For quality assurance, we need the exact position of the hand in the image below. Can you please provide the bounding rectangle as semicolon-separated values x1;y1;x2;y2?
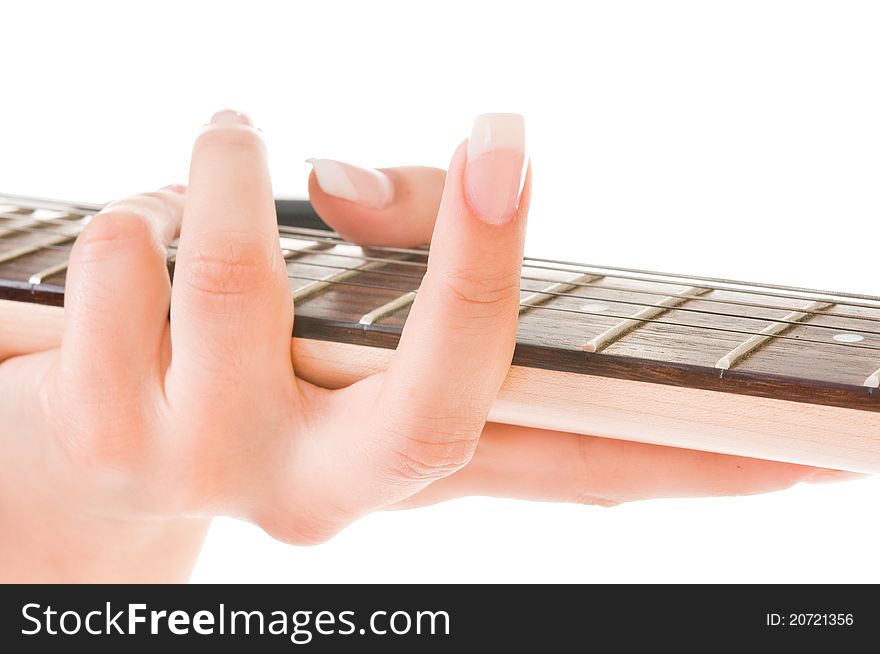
0;110;843;583
0;110;532;581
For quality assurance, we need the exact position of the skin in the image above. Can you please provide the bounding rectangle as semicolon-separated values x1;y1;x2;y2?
0;111;852;582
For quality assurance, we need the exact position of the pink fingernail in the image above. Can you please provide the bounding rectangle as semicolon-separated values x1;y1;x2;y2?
160;184;186;194
804;469;868;484
306;158;394;210
210;109;253;126
466;113;527;225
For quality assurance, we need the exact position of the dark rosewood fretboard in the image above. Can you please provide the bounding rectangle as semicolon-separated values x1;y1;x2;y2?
2;193;880;414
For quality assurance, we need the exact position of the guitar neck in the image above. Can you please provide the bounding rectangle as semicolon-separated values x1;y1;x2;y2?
2;193;880;472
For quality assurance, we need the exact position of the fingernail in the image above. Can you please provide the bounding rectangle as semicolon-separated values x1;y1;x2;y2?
210;109;252;126
804;469;868;484
160;184;186;194
306;158;394;210
466;113;527;225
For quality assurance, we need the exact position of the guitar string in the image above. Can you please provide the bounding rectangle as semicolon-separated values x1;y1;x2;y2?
0;212;880;309
4;217;880;339
278;224;880;302
5;213;880;322
4;216;880;341
7;217;880;339
4;199;880;304
278;271;880;354
6;209;880;312
274;227;880;310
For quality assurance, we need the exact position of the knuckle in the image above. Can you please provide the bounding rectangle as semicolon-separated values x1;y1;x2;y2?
194;125;265;157
179;235;278;300
72;211;154;264
435;267;521;317
386;424;480;482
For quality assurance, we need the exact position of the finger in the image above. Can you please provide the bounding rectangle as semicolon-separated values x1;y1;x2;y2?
168;110;292;388
61;186;184;393
307;160;445;246
391;424;861;509
368;114;529;489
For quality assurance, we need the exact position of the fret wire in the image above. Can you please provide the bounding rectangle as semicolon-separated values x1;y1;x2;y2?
0;213;90;253
582;286;711;353
0;216;44;239
530;275;880;325
0;222;81;265
715;301;834;370
6;213;880;332
863;368;880;388
519;273;602;314
293;265;371;302
28;260;70;285
358;291;417;326
293;254;408;303
281;271;880;354
286;260;880;336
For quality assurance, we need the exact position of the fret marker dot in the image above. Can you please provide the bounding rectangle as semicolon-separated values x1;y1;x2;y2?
581;302;609;313
833;333;864;343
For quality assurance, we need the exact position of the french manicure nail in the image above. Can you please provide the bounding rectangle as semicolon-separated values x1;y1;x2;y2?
804;469;868;484
466;113;527;224
307;158;394;210
210;109;253;126
160;184;186;194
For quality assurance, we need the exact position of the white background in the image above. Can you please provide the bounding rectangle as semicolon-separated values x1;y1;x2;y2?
3;0;879;582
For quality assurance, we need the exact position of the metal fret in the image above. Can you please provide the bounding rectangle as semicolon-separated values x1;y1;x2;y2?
714;300;834;370
0;222;82;265
21;231;335;280
864;369;880;388
28;260;69;285
293;260;389;303
0;209;72;239
582;286;711;353
0;216;41;239
359;291;417;326
519;273;601;314
281;240;334;259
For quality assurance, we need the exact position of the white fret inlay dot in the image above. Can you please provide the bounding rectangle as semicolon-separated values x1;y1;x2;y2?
833;333;864;343
581;302;610;313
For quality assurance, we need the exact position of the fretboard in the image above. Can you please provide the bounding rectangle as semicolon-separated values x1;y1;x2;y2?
3;192;880;413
